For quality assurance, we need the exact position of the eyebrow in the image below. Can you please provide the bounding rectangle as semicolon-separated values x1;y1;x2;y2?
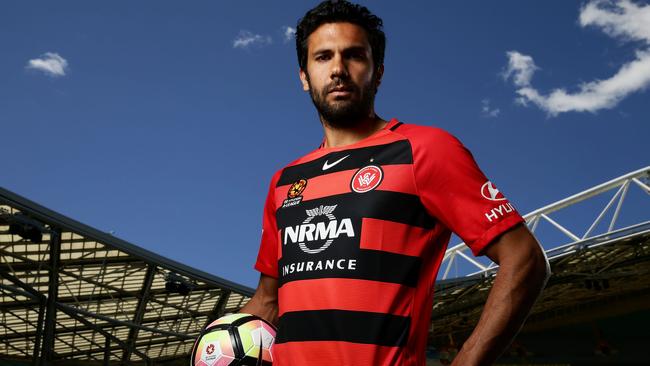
312;45;368;56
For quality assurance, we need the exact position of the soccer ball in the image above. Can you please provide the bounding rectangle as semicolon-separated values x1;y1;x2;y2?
191;313;276;366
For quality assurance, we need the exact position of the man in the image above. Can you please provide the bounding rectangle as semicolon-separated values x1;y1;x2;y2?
240;1;550;365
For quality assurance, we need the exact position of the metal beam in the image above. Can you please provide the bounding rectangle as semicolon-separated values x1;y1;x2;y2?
202;290;231;329
524;166;648;217
0;299;40;310
56;304;151;363
0;267;45;300
0;286;213;316
0;283;39;300
53;336;194;359
1;305;42;336
0;256;141;272
0;248;210;316
609;180;630;231
0;307;211;342
0;317;30;353
56;302;194;340
40;230;61;365
0;248;50;365
0;330;31;357
122;264;156;362
103;336;110;366
31;297;45;366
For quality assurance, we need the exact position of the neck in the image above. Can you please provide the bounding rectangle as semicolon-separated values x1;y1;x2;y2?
321;114;388;149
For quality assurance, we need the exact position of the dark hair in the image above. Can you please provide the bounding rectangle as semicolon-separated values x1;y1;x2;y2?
296;0;386;72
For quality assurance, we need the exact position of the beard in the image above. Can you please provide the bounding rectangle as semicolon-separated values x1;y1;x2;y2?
307;73;378;129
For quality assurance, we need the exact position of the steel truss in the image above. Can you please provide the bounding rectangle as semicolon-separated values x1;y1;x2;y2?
430;166;650;342
440;166;650;280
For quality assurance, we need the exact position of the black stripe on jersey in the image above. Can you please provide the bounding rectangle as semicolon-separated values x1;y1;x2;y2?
278;249;421;287
276;190;436;229
277;140;413;186
276;310;410;346
389;122;403;131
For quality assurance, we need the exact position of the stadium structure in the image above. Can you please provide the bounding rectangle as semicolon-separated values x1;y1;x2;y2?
429;166;650;365
0;189;254;365
1;166;648;365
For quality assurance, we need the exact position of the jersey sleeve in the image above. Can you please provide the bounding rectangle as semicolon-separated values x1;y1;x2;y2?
409;127;525;256
254;169;282;278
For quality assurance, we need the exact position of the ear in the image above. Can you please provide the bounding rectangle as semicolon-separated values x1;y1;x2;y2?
299;68;310;92
374;64;384;89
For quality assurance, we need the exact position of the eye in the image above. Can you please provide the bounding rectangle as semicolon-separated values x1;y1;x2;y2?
315;54;330;61
348;51;366;60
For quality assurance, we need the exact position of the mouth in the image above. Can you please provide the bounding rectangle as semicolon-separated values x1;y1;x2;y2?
328;85;354;97
329;83;355;92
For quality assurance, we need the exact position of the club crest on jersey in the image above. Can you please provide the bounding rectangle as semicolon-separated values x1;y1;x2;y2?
282;178;308;208
351;165;383;193
283;204;355;254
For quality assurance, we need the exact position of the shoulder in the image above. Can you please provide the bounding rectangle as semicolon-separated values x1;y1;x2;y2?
268;149;315;188
392;121;464;154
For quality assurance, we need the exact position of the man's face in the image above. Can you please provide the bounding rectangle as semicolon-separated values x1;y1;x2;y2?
300;22;383;128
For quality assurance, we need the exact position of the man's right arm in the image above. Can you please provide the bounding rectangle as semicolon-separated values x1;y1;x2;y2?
239;273;279;326
243;169;281;326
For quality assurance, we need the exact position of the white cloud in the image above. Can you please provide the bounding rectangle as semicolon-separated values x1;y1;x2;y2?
503;51;539;87
481;99;501;118
26;52;68;77
283;26;296;42
580;0;650;43
504;0;650;116
233;30;272;49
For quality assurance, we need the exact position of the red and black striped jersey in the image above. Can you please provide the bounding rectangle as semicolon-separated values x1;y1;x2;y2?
254;119;524;365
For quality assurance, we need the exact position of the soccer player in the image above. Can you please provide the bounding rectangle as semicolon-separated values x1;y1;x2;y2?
240;1;550;365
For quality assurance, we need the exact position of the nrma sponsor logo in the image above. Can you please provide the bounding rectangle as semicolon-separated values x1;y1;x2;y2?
283;205;355;254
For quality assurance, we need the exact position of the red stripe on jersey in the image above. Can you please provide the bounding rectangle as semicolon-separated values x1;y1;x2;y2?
360;218;432;257
272;340;408;366
274;164;417;207
277;278;413;317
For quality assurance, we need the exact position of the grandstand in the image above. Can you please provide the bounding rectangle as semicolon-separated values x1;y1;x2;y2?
1;166;648;365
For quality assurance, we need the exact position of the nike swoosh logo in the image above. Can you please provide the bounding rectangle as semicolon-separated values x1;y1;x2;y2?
322;155;350;170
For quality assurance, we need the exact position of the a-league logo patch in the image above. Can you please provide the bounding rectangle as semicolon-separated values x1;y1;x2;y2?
288;179;307;198
282;178;307;208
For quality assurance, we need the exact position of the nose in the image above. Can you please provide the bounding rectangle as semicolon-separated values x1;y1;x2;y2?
330;53;349;80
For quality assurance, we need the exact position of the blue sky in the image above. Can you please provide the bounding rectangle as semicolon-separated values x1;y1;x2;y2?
1;0;648;287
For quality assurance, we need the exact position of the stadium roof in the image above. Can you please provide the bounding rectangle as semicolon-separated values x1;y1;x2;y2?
0;187;254;365
430;166;650;344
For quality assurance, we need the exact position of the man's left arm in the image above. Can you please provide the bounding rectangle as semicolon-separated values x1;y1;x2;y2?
451;224;550;366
